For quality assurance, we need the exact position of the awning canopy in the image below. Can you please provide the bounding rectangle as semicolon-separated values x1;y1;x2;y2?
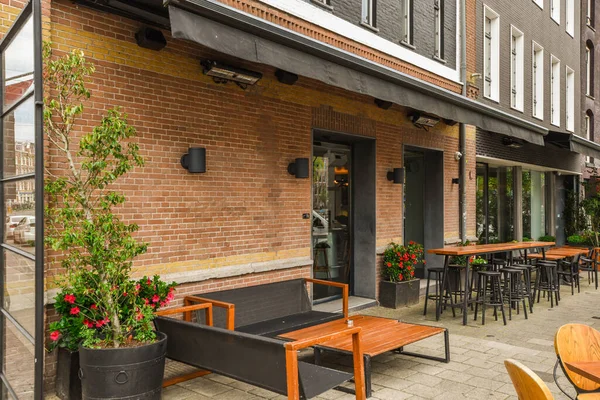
167;0;548;146
545;131;600;159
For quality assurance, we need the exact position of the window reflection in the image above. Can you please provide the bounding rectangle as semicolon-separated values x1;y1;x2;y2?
3;17;34;110
3;96;35;179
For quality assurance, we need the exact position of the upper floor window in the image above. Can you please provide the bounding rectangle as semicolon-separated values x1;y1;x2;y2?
566;0;574;36
586;111;594;162
434;0;444;60
551;55;560;127
533;0;543;9
587;41;595;97
551;0;560;23
566;66;575;132
361;0;376;28
510;26;524;111
402;0;413;46
483;6;499;101
588;0;595;27
532;42;544;120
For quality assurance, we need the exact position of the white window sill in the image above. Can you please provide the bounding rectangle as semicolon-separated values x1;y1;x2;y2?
359;21;379;33
484;95;500;104
551;17;560;25
551;121;561;128
400;40;415;50
432;55;447;64
510;105;524;113
310;0;334;11
532;114;544;121
532;0;543;10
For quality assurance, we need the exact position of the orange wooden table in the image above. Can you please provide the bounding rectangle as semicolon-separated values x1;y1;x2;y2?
280;315;448;398
565;361;600;384
428;241;555;325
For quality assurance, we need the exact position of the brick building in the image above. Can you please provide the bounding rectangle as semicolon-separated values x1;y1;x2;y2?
0;0;597;397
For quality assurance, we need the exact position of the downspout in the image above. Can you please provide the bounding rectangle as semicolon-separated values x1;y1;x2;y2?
459;0;467;242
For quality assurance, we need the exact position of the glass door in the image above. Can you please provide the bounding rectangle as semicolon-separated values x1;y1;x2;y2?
312;141;351;301
0;1;44;398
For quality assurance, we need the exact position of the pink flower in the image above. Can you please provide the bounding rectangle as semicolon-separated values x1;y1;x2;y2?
70;306;80;315
50;331;60;341
147;278;152;285
135;313;143;321
152;294;160;303
144;298;149;305
64;294;76;304
135;284;141;291
160;301;166;307
166;292;174;302
103;317;110;324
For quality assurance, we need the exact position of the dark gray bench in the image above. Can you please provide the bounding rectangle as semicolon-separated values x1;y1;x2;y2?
154;303;366;399
185;278;348;337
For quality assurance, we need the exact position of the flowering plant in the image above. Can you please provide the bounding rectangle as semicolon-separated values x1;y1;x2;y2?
48;276;176;351
470;256;488;271
382;241;425;283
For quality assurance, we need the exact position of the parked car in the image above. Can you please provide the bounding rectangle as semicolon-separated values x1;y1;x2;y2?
13;216;35;246
5;215;28;239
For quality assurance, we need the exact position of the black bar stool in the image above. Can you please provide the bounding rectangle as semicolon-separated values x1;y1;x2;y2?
424;267;454;317
499;266;528;321
535;260;560;308
474;270;507;325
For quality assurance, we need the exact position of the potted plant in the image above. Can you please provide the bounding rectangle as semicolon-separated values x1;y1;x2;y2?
44;44;175;399
379;241;424;308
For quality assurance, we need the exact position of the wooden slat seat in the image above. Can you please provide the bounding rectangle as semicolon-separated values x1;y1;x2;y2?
555;323;600;396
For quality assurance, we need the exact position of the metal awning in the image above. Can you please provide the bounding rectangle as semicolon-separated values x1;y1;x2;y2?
167;0;548;145
545;131;600;159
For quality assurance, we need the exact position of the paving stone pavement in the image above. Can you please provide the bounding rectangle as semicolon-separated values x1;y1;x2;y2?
161;280;600;399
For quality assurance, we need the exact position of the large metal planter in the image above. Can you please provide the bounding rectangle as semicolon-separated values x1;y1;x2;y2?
79;332;167;400
379;279;420;309
56;348;82;400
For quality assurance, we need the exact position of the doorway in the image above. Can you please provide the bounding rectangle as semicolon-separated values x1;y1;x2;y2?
403;146;444;275
312;131;376;302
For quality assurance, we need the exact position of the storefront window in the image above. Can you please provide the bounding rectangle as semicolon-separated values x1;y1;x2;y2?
523;170;546;240
476;163;514;243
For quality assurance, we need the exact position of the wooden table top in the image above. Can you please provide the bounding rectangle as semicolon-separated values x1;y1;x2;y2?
545;248;589;256
280;315;445;357
428;241;555;256
565;361;600;384
526;253;566;261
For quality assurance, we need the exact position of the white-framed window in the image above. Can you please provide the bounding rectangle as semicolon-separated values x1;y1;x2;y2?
551;55;560;127
434;0;444;59
533;0;543;9
551;0;560;23
587;0;595;27
510;26;524;111
566;66;575;132
566;0;574;36
586;43;594;97
402;0;413;45
532;42;544;120
483;6;499;101
585;113;592;163
361;0;376;27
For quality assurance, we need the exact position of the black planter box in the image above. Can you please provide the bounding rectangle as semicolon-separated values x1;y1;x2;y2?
379;279;420;309
56;348;82;400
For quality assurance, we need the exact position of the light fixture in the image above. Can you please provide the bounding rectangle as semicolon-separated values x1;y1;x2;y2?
411;112;440;129
454;151;463;161
374;98;393;110
181;147;206;173
452;178;460;184
288;158;309;178
275;69;298;85
135;27;167;51
502;137;523;149
201;60;262;89
387;168;404;184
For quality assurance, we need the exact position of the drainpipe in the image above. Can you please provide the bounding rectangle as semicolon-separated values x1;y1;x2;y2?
459;0;467;242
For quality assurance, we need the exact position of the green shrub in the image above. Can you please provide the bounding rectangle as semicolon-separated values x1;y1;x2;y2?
538;235;556;242
567;235;590;245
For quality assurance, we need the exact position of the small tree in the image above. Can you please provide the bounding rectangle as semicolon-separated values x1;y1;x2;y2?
44;43;174;349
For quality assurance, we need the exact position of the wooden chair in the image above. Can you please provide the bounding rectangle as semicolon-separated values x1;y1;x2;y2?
555;324;600;397
504;359;553;400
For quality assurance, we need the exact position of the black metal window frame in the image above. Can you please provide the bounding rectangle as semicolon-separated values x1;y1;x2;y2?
0;0;44;398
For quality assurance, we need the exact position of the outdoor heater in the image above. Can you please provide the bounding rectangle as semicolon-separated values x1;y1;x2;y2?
181;147;206;173
387;168;404;184
201;60;262;89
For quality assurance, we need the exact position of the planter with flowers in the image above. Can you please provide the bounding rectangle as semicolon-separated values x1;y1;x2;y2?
44;44;175;400
379;241;425;309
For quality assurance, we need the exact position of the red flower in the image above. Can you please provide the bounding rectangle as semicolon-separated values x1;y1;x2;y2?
409;241;415;245
403;254;409;261
95;320;104;328
399;274;404;281
123;292;128;297
407;266;412;271
135;313;143;321
399;262;404;268
147;278;152;285
70;306;80;315
64;294;76;304
152;295;160;303
90;304;97;310
423;260;427;265
386;262;392;267
410;271;415;276
103;317;110;324
411;254;416;260
135;283;141;291
144;298;150;305
83;319;94;328
50;331;60;341
166;292;175;302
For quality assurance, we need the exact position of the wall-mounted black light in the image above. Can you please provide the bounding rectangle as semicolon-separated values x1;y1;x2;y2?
288;158;309;178
452;177;460;184
135;27;167;51
374;98;393;110
181;147;206;173
275;69;298;85
387;168;404;184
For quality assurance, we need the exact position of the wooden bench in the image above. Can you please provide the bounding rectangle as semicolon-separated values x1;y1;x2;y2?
185;278;348;337
154;303;366;400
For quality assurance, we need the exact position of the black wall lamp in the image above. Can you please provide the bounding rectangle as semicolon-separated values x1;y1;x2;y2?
275;69;298;85
288;158;309;178
387;168;404;184
452;177;461;184
181;147;206;173
135;27;167;51
374;98;393;110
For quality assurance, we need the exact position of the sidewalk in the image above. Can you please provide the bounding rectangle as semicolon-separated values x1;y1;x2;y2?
162;281;600;399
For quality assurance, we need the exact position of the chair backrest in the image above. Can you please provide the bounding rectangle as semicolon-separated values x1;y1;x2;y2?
154;316;289;395
194;279;312;329
504;359;553;400
555;323;600;392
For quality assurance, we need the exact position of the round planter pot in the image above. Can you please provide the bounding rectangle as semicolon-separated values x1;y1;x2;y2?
79;332;167;400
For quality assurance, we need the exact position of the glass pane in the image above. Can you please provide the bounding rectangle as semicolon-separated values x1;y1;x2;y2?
4;179;35;254
3;250;35;336
488;166;514;243
2;382;15;399
523;170;532;240
3;17;34;110
3;96;35;178
476;163;486;242
2;316;34;399
525;170;547;240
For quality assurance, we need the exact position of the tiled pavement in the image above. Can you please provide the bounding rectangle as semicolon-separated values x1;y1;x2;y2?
161;280;600;399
